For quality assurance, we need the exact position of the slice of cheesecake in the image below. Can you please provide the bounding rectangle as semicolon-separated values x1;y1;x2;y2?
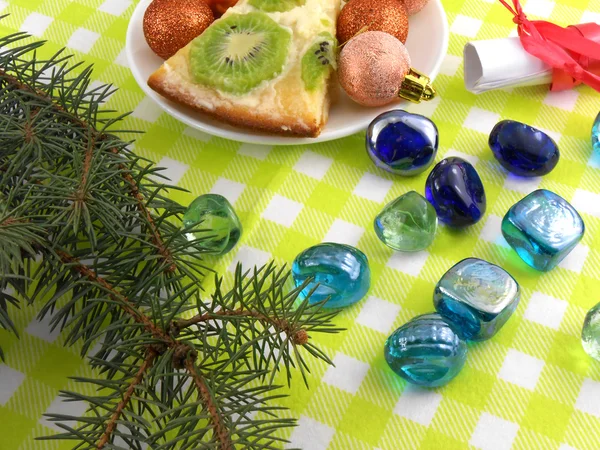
148;0;340;137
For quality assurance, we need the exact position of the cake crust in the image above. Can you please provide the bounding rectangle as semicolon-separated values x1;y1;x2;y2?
148;64;326;138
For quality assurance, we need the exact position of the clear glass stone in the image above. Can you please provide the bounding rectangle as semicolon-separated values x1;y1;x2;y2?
374;191;437;252
434;258;520;341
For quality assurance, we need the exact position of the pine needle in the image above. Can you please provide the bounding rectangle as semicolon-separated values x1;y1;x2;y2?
0;27;342;449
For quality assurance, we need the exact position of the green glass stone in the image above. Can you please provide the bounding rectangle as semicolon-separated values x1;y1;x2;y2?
182;194;242;255
374;191;437;252
582;302;600;361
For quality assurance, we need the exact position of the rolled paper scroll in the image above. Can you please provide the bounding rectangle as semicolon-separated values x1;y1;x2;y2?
464;0;600;95
464;37;553;94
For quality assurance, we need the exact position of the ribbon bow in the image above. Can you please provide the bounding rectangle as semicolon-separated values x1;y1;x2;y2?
500;0;600;92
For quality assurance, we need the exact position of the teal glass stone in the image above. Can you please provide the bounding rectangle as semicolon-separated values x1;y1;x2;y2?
502;189;584;272
374;191;437;252
292;243;370;309
384;313;467;387
182;194;242;255
434;258;520;341
593;112;600;153
583;302;600;361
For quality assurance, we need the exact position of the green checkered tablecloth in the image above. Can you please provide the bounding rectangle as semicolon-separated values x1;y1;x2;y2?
3;0;600;448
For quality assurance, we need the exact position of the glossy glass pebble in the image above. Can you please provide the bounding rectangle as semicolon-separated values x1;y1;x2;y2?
582;303;600;361
489;120;559;177
292;243;370;309
502;189;584;272
367;110;439;176
182;194;242;255
593;112;600;153
425;157;486;228
434;258;520;341
384;313;467;387
374;191;437;252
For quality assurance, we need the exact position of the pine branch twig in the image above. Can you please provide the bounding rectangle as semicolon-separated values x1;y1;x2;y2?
96;349;158;450
175;309;309;345
56;250;176;346
0;26;343;449
0;65;176;272
185;357;233;450
112;147;177;273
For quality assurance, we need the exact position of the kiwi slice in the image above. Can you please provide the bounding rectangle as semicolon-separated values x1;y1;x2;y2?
249;0;305;13
189;12;291;95
301;33;337;91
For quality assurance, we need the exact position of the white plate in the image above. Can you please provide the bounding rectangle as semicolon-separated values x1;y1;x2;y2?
126;0;449;145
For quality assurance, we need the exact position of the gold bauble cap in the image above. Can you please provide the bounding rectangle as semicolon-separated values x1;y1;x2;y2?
398;68;437;103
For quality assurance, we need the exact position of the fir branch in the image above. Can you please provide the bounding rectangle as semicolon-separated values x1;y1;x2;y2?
176;309;309;346
97;349;158;450
0;25;343;449
185;357;232;450
0;195;44;359
56;250;177;346
114;149;177;273
0;61;176;271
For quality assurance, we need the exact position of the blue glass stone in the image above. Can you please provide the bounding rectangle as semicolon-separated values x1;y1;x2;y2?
502;189;585;272
367;110;439;176
384;313;467;387
424;157;486;228
434;258;520;341
292;243;371;308
489;120;559;177
593;112;600;153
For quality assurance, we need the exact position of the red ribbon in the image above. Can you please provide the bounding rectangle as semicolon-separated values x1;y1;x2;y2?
499;0;600;92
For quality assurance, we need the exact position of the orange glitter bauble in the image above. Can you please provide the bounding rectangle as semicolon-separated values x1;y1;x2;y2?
204;0;239;17
143;0;214;59
336;0;409;45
